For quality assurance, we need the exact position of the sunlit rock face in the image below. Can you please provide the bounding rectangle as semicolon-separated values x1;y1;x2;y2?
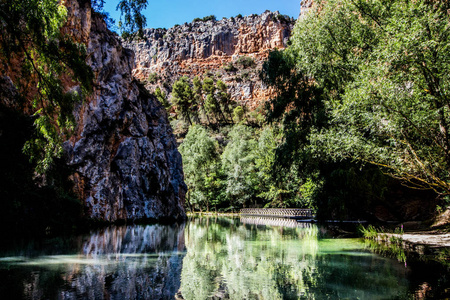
125;11;295;110
62;0;186;221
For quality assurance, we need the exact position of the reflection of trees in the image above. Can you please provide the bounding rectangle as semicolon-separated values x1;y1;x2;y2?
180;218;410;299
180;218;319;299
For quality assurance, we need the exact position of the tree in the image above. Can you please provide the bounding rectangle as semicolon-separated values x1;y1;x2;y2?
154;87;170;110
203;77;226;122
179;125;219;211
0;0;93;174
216;79;233;121
116;0;148;38
221;125;258;208
172;77;196;125
291;0;450;196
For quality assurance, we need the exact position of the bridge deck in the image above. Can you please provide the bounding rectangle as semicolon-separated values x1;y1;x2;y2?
240;208;314;219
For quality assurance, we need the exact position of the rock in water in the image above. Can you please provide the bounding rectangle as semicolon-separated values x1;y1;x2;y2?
63;0;186;222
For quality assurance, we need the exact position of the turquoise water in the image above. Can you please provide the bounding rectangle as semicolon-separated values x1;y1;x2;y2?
0;217;447;299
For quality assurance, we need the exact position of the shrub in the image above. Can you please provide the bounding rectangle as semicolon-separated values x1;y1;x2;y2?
236;56;255;68
233;106;244;123
193;15;216;23
223;62;237;72
147;72;159;84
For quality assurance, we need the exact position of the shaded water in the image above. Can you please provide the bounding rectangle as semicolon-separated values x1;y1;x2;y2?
0;217;447;299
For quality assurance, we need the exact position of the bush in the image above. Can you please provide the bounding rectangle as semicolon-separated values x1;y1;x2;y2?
223;62;237;72
147;72;159;84
236;56;255;68
193;15;216;23
233;106;244;123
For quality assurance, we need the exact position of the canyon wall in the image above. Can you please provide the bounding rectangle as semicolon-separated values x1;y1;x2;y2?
0;0;186;223
125;11;295;110
61;0;186;222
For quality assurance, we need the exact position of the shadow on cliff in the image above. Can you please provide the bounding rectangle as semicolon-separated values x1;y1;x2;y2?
0;104;83;239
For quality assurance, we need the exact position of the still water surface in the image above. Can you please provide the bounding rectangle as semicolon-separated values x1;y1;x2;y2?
0;217;446;299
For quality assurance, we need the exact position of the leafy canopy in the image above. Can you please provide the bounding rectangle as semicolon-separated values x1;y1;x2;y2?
290;0;450;195
0;0;93;173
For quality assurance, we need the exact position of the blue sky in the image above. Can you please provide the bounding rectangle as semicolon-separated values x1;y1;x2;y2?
103;0;300;30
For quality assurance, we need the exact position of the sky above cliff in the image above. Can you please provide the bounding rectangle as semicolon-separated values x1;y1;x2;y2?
103;0;300;30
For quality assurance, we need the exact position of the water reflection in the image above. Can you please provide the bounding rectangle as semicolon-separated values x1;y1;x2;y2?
0;224;185;299
0;218;448;299
179;217;410;299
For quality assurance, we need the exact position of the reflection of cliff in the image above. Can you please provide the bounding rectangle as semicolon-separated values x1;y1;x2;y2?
179;218;410;299
18;224;186;299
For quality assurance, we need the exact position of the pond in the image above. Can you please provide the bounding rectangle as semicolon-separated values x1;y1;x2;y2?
0;216;448;299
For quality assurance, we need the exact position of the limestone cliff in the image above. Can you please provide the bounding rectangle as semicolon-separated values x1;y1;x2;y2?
0;0;186;223
61;0;186;222
125;11;294;110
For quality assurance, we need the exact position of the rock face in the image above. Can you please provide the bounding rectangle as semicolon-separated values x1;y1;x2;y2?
299;0;314;19
125;11;294;110
62;0;186;221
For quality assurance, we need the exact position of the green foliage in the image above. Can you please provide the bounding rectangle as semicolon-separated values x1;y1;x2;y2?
221;125;258;207
172;77;196;125
154;87;171;110
117;0;148;38
0;0;93;174
272;14;291;23
179;123;312;211
233;106;245;123
179;125;219;211
170;75;236;127
291;0;450;195
236;56;255;69
193;15;216;23
147;72;159;84
223;62;237;72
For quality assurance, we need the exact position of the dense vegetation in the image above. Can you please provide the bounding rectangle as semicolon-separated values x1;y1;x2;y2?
260;0;450;218
162;0;449;220
1;0;449;224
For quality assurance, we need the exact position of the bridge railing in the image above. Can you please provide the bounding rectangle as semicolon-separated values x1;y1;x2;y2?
240;208;314;218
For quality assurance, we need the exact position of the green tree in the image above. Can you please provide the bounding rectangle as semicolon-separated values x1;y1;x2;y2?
193;76;211;124
154;87;170;110
292;0;450;195
179;125;219;211
216;79;233;121
116;0;148;38
221;125;258;208
203;77;226;122
233;106;245;123
0;0;93;174
172;77;196;125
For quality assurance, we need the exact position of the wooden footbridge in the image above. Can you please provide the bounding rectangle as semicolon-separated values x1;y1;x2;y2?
240;208;314;220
